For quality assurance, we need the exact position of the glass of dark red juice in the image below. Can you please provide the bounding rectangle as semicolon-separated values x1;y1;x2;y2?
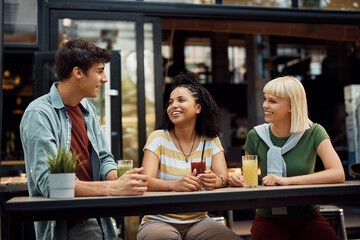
191;158;206;175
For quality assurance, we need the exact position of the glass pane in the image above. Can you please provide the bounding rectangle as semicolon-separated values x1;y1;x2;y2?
228;46;246;84
58;19;139;166
2;54;33;167
299;0;360;10
144;0;359;9
222;0;292;7
144;0;215;3
162;44;173;84
274;44;327;81
144;23;156;139
184;38;212;84
4;0;37;44
144;0;293;7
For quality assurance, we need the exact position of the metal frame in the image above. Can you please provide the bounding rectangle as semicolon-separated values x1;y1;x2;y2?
147;17;164;130
136;15;146;163
0;0;4;172
44;0;360;25
109;51;123;160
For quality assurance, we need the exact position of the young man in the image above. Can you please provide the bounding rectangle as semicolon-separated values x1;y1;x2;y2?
20;39;148;240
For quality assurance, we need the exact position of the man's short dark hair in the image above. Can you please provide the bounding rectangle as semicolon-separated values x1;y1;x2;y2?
55;39;112;81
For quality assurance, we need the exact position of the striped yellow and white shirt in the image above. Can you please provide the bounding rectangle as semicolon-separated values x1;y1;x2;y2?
141;129;224;224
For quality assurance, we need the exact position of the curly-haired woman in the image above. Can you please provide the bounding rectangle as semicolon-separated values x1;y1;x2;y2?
137;72;241;240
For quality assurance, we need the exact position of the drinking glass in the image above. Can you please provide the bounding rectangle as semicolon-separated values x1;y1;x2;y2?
191;158;206;175
242;155;258;188
191;158;206;191
117;160;133;177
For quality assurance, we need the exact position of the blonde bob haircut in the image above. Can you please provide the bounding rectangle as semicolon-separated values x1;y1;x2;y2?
263;76;312;133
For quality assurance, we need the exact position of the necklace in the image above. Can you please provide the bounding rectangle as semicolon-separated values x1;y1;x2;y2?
174;130;196;163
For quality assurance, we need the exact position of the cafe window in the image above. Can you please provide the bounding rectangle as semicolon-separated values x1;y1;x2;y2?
184;38;212;84
59;18;140;165
144;0;292;7
222;0;292;7
4;0;38;44
144;0;359;10
144;0;216;4
299;0;360;10
144;23;156;139
1;54;33;176
274;44;327;80
228;45;246;84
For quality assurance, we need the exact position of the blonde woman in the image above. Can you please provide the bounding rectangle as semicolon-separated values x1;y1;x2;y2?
230;76;345;240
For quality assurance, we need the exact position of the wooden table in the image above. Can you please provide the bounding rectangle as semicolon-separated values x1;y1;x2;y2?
4;181;360;239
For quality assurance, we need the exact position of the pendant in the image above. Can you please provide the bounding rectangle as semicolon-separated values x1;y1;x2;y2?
185;158;188;163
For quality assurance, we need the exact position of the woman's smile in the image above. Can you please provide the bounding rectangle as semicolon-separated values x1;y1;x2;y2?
167;87;200;125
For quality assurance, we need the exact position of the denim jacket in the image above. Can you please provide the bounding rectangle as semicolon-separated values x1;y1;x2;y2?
20;83;117;240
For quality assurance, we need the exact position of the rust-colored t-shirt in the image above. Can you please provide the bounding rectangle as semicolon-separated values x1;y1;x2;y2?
66;105;93;181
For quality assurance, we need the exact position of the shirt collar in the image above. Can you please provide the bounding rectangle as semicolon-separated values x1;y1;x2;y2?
49;82;89;115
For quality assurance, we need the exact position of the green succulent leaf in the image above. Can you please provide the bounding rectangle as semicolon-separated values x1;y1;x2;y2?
43;146;85;173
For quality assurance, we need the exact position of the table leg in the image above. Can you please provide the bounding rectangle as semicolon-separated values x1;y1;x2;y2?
228;210;234;230
5;211;23;240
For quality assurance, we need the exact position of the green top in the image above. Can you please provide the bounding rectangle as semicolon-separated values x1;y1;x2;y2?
244;123;329;219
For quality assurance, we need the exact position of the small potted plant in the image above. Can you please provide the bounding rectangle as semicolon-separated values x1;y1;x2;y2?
44;146;84;199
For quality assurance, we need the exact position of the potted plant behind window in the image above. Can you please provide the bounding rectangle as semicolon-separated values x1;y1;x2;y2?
44;146;84;199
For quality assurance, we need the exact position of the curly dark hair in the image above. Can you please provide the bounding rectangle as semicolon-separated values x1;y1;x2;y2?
159;72;221;138
55;39;112;81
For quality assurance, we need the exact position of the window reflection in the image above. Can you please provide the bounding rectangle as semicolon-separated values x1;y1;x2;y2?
144;0;215;3
223;0;291;7
4;0;37;44
184;38;212;84
299;0;360;10
228;45;246;84
2;54;33;164
144;0;359;10
144;23;156;139
58;19;139;166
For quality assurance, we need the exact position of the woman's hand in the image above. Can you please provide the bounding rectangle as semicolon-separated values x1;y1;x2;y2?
198;170;217;190
262;174;289;186
229;174;244;187
172;169;202;192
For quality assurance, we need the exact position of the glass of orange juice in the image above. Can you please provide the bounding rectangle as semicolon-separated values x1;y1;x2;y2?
242;155;258;188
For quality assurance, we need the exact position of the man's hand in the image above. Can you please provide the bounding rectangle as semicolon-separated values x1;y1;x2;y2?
113;167;148;195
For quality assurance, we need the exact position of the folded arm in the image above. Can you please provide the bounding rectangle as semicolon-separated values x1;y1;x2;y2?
142;150;202;191
75;168;148;196
263;139;345;186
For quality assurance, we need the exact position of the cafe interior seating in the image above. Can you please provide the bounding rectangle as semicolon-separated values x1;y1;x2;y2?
320;205;347;240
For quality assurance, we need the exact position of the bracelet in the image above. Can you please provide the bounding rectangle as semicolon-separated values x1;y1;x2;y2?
218;175;225;187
